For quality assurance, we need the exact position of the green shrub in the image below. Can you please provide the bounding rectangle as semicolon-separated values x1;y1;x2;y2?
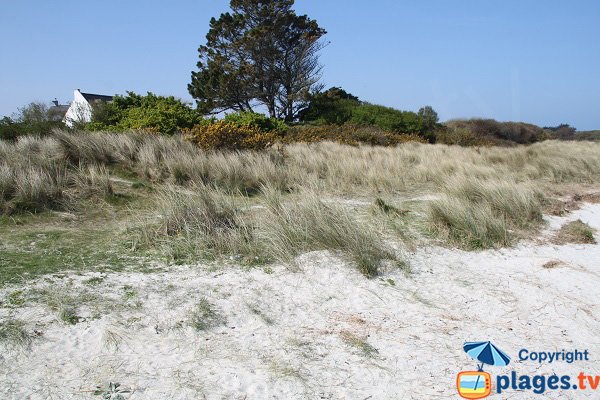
0;103;65;141
441;119;548;146
87;92;203;134
349;103;424;134
300;88;437;140
224;112;287;133
299;87;361;125
283;124;426;146
185;121;279;151
0;117;27;141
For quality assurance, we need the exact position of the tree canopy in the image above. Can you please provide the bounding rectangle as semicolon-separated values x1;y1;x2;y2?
189;0;327;121
299;87;361;125
0;102;65;141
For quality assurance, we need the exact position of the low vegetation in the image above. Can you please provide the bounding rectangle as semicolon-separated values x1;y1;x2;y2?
340;331;379;358
439;119;548;146
84;92;203;134
189;298;224;331
428;179;544;249
0;102;64;141
1;130;600;285
260;190;401;276
134;186;254;263
0;318;32;349
553;220;597;245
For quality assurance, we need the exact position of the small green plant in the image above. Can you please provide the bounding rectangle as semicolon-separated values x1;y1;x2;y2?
60;306;80;325
189;298;224;331
122;285;137;300
553;220;597;244
0;318;32;348
341;331;379;358
41;290;81;325
248;304;275;325
268;360;304;381
84;276;105;286
263;266;274;275
94;382;131;400
7;290;26;306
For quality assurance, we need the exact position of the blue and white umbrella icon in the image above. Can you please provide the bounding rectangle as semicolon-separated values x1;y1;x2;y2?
463;341;511;395
464;341;511;370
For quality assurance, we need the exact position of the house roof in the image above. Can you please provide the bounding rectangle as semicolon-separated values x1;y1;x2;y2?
81;92;113;103
48;104;70;121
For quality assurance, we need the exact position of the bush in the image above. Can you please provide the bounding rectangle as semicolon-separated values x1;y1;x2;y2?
299;87;361;125
544;124;576;140
87;92;203;134
300;88;437;141
441;119;548;146
223;112;287;133
184;121;279;151
349;103;424;134
434;126;488;146
0;103;65;141
283;124;426;146
574;131;600;141
0;117;27;141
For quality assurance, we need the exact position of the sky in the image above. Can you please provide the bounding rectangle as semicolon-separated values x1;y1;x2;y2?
1;0;599;129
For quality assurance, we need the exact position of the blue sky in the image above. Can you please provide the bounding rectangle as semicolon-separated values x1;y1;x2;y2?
1;0;599;129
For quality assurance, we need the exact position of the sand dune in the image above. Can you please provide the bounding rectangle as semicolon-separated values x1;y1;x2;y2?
1;203;599;399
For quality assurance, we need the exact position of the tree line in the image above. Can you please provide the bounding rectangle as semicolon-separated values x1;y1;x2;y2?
2;0;597;145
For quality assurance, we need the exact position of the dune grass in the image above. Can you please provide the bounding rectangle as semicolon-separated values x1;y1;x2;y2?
428;178;544;249
553;220;597;244
0;318;32;349
259;189;402;277
188;298;224;331
1;130;600;280
132;184;258;264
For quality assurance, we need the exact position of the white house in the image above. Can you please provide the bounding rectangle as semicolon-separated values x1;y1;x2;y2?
64;89;113;127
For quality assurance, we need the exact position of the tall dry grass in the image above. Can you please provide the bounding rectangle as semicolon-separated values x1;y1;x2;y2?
259;188;402;276
428;178;544;248
2;130;600;254
132;185;255;262
4;130;599;200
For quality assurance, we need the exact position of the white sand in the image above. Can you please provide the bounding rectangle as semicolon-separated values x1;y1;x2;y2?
1;203;599;399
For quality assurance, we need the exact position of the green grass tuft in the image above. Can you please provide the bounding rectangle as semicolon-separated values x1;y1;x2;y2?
260;189;404;277
0;318;32;348
189;298;224;331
